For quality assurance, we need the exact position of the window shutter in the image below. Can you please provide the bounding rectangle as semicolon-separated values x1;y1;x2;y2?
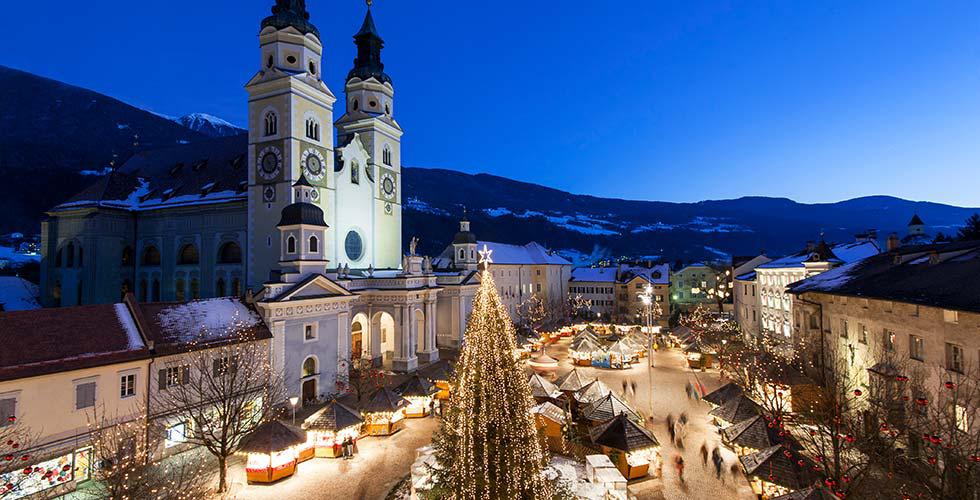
0;398;15;426
159;369;168;390
212;359;221;377
182;366;190;385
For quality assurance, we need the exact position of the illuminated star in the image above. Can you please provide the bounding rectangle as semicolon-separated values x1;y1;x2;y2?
478;244;493;266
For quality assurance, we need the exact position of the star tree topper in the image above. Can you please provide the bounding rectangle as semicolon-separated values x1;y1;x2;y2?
478;244;493;267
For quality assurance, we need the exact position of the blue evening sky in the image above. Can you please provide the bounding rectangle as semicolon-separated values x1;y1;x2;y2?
2;1;979;206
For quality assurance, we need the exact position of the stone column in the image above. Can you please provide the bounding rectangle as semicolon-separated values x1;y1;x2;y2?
337;312;350;384
419;300;439;363
368;307;382;367
392;304;418;372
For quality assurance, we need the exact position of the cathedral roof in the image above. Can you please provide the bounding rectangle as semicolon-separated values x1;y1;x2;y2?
347;8;391;85
277;202;328;227
261;0;320;38
909;214;925;226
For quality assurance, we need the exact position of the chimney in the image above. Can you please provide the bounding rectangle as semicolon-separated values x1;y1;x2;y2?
886;233;900;251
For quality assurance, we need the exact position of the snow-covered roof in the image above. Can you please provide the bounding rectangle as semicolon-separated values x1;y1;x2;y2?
571;267;617;283
757;240;880;270
570;263;670;285
137;297;271;353
476;241;571;266
0;276;40;311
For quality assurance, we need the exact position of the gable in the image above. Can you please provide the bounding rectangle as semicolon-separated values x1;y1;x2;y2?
277;275;352;301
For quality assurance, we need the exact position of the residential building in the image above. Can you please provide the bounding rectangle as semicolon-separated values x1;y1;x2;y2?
788;240;980;402
671;263;719;308
755;239;879;343
569;264;670;326
734;271;761;336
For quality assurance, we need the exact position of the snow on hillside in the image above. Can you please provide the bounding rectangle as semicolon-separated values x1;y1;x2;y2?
632;217;751;234
175;113;245;138
405;197;451;217
483;208;620;236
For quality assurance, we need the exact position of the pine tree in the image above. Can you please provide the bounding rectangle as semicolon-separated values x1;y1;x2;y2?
428;253;552;500
957;213;980;241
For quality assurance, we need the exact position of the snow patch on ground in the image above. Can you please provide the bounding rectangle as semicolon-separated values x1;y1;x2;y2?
558;245;613;267
156;298;260;341
484;207;513;217
404;197;451;217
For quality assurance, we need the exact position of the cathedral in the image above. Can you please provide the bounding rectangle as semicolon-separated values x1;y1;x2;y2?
39;0;479;404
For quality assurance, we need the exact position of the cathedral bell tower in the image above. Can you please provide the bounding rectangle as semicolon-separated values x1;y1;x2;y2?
245;0;337;287
452;215;479;271
276;176;330;279
335;4;403;270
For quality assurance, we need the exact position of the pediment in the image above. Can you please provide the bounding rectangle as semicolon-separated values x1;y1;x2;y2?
275;274;352;302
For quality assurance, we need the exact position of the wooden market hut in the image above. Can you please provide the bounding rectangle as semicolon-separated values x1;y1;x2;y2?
684;342;716;369
555;368;590;395
709;393;762;427
533;400;568;452
606;340;638;368
739;444;815;499
589;414;661;480
572;379;613;409
721;414;798;456
362;387;410;436
581;392;642;426
239;421;307;483
302;400;364;458
703;382;744;408
528;373;562;403
423;362;454;404
570;337;602;366
396;374;438;418
770;486;838;500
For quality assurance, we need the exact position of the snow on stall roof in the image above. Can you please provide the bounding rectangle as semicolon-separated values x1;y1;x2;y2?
477;241;571;266
114;303;145;350
156;298;261;342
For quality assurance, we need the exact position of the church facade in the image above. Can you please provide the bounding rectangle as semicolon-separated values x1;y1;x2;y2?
39;1;478;405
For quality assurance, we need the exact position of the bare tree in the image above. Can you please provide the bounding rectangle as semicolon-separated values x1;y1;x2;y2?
516;293;547;333
0;417;47;500
336;351;387;403
83;406;210;500
150;328;284;493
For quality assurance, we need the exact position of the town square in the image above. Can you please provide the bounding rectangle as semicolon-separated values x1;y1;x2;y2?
2;1;980;499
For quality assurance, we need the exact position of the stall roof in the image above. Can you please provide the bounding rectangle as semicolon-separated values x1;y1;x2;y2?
740;445;814;491
574;379;613;405
362;387;410;413
528;373;562;400
555;369;589;392
239;421;306;454
303;400;364;432
709;394;761;424
582;392;641;423
532;401;567;425
721;415;797;452
396;374;438;398
590;414;660;452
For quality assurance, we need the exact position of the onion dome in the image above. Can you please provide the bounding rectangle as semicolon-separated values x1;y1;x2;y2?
347;8;391;84
262;0;320;38
277;202;328;227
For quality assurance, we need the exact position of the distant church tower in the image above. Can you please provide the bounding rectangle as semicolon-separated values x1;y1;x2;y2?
335;5;403;270
245;0;337;286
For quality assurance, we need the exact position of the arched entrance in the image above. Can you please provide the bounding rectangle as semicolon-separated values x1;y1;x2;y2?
372;311;395;361
301;356;318;404
351;313;370;359
414;308;425;355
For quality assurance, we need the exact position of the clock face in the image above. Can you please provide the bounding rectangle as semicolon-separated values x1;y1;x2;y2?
256;146;282;180
384;202;392;215
381;172;396;200
301;148;326;181
262;185;276;202
310;189;319;202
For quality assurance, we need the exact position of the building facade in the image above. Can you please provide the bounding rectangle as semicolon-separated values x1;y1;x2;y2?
569;264;670;326
670;263;719;308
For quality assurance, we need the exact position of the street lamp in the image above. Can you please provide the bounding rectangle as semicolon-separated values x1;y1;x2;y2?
289;396;299;425
638;285;654;367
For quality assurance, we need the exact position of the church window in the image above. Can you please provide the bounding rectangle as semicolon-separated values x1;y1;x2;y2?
383;145;392;166
231;278;241;297
369;100;377;108
309;235;319;253
308;61;316;75
152;279;160;301
351;161;360;184
345;231;363;261
216;278;226;297
178;244;199;265
470;250;475;259
190;279;200;300
286;55;297;64
175;278;186;302
139;279;148;302
264;112;278;136
305;118;320;141
66;242;75;268
385;103;390;115
352;100;359;111
459;249;465;260
122;246;134;266
218;242;242;264
267;55;274;68
287;235;297;254
302;356;317;376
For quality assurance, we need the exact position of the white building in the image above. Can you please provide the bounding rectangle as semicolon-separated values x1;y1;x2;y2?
569;264;671;325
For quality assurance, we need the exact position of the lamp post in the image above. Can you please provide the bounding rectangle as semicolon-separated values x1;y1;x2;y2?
638;285;654;367
289;396;299;425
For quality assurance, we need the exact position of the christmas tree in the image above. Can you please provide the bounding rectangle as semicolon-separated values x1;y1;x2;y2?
428;246;552;499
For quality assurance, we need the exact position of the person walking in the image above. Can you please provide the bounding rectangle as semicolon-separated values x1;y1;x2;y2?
730;461;741;481
700;442;709;466
675;455;685;483
712;447;723;479
666;414;676;443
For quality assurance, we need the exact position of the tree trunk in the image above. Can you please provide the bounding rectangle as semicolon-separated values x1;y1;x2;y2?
217;455;227;493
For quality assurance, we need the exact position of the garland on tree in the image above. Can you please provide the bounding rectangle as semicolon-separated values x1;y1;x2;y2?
428;251;552;499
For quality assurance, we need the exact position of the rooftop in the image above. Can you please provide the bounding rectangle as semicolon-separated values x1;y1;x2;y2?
757;240;880;270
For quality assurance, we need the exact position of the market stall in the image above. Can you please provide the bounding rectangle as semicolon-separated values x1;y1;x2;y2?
569;337;601;366
362;387;410;436
721;414;797;456
555;368;589;395
528;373;562;403
239;421;307;483
684;343;716;369
528;350;559;373
709;394;762;427
302;400;364;458
396;374;438;418
703;382;744;409
424;363;454;407
739;444;814;499
572;379;613;409
589;414;662;480
580;392;642;426
606;340;638;369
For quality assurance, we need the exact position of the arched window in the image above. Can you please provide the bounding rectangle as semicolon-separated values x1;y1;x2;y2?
383;145;392;166
459;249;465;259
178;244;199;265
350;160;359;184
139;278;148;302
142;246;161;266
264;111;278;136
309;235;318;253
287;235;296;254
218;242;242;264
305;118;319;141
231;277;241;297
175;278;186;302
151;279;160;301
66;242;75;268
302;357;317;377
352;99;359;111
190;278;200;300
121;246;134;266
216;278;226;297
55;248;63;268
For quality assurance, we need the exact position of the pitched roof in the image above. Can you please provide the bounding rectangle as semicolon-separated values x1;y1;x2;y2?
570;267;618;283
528;373;561;400
362;386;409;413
709;394;761;424
788;240;980;313
589;414;660;452
134;297;272;355
555;369;590;392
574;379;612;405
0;302;150;382
396;374;437;398
239;421;306;454
721;415;794;451
532;401;567;425
475;241;571;266
302;400;364;432
757;241;879;270
581;392;641;423
703;382;744;407
739;445;814;491
618;264;670;285
909;214;925;226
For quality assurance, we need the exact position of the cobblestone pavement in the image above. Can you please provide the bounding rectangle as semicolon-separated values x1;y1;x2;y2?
541;338;758;500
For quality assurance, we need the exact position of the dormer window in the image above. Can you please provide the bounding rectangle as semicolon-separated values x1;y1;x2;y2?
264;112;278;136
305;118;320;141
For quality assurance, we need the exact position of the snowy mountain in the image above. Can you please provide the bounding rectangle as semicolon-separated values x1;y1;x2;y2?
175;113;245;138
